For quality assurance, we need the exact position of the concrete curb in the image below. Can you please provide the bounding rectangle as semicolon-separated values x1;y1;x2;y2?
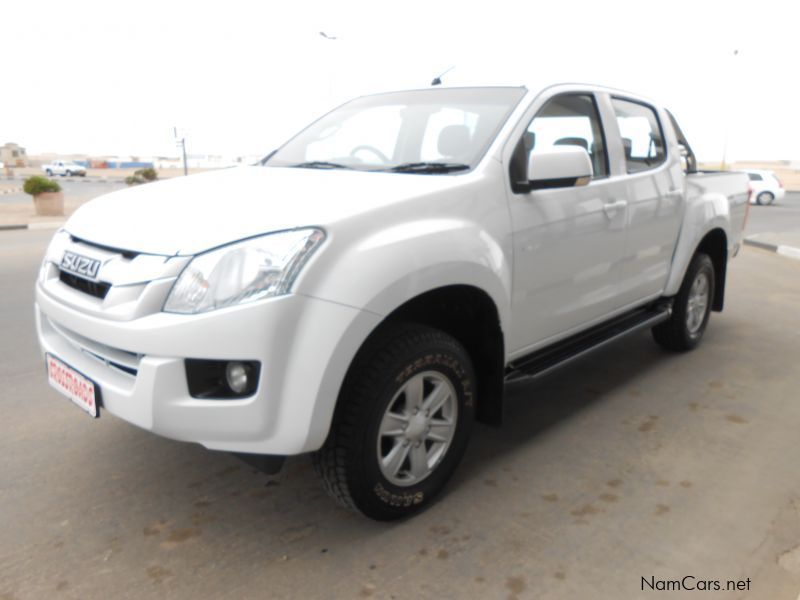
743;237;800;260
0;221;64;232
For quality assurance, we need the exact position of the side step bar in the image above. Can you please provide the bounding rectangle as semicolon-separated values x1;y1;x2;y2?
505;303;672;381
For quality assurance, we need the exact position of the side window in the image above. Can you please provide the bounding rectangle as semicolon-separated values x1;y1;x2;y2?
611;98;666;173
510;94;608;192
747;173;763;181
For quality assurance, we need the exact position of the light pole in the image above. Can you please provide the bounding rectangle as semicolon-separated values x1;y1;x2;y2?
173;127;188;176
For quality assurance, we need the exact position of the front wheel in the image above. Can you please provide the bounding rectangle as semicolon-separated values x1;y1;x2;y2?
313;323;476;520
652;252;715;352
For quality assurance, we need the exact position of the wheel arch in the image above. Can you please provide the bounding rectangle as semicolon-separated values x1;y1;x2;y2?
376;284;506;426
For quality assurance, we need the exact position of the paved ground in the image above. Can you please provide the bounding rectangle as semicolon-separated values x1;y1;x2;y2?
2;230;800;599
746;191;800;237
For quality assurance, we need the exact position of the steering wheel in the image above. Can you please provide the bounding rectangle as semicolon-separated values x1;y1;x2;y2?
350;145;389;164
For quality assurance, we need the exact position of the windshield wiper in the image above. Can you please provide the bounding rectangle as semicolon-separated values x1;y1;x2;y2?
387;162;470;174
289;161;352;170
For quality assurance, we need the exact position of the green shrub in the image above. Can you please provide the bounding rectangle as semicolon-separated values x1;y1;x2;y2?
125;175;145;186
134;167;158;181
23;175;61;195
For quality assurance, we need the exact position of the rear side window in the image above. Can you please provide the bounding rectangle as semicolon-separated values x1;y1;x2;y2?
748;173;763;181
611;98;666;173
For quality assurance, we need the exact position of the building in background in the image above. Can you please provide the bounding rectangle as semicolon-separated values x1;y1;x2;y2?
0;142;27;167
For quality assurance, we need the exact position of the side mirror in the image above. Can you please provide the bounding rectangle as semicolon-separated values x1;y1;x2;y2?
527;146;593;190
678;143;690;158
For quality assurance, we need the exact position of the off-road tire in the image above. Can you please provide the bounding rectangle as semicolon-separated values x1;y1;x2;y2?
652;252;715;352
313;323;476;520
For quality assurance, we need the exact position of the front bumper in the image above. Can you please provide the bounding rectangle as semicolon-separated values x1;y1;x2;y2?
36;283;382;455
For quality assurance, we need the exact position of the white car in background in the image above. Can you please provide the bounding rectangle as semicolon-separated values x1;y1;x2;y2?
43;160;87;177
745;169;784;205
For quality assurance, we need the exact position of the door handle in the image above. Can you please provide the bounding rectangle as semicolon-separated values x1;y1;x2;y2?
665;188;683;198
603;200;627;217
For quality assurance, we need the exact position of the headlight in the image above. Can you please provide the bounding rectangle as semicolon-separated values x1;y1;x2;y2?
163;228;325;314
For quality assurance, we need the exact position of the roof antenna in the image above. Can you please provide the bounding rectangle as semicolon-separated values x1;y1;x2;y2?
431;66;455;86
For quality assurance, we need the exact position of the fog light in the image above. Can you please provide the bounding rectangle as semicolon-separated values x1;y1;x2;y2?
226;362;249;394
185;359;260;399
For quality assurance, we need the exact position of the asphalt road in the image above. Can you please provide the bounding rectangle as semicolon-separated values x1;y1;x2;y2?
2;230;800;599
746;191;800;236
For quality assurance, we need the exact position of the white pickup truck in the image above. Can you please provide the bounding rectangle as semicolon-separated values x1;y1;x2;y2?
35;84;749;519
42;160;87;177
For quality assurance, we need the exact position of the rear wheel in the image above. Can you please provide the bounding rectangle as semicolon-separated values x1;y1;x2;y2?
652;252;715;351
757;191;775;205
313;323;476;520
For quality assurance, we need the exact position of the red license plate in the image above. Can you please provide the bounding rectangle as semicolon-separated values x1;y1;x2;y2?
46;354;99;418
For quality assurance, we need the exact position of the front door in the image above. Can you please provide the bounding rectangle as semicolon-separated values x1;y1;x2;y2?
506;92;629;355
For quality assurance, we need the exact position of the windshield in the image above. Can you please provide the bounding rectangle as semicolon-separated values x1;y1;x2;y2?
265;87;526;173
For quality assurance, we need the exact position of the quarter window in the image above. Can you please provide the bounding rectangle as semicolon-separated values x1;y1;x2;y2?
611;98;666;173
747;173;763;181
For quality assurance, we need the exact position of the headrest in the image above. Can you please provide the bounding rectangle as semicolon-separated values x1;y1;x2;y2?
621;137;633;159
438;125;471;158
554;137;589;151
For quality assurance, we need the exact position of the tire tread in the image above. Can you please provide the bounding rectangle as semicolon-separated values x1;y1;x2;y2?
652;252;714;352
312;323;468;517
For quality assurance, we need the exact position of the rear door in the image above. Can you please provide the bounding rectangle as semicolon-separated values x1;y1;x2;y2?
607;96;684;305
505;91;630;355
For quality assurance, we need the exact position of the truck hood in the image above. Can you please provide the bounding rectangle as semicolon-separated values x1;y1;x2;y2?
65;166;464;255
